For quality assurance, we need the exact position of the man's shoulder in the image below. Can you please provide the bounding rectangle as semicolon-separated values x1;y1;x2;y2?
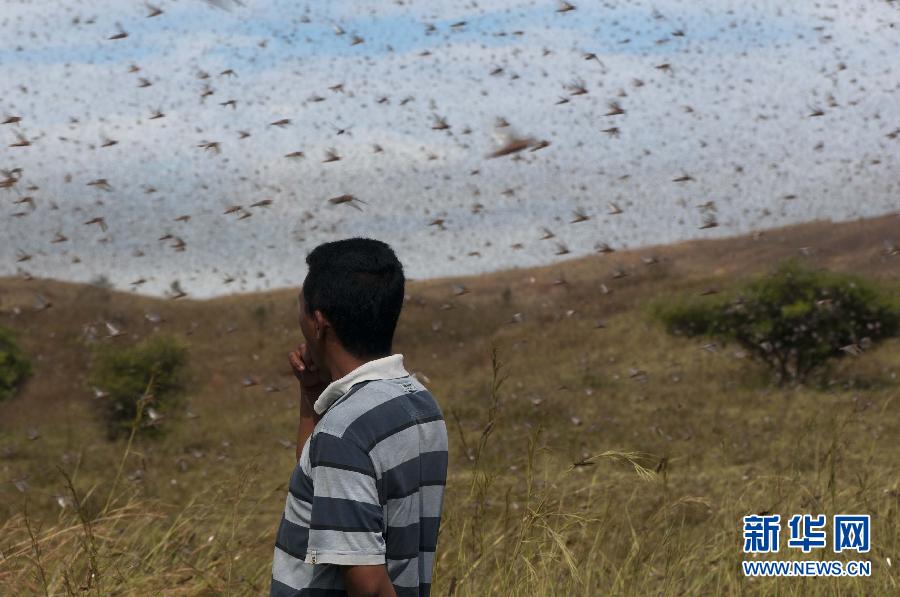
316;377;418;428
367;375;443;421
315;376;443;443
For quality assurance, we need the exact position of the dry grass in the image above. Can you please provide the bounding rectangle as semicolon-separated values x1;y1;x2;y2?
1;213;898;595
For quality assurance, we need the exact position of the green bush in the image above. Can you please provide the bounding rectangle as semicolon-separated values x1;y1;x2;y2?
88;334;190;440
0;326;33;401
650;257;900;386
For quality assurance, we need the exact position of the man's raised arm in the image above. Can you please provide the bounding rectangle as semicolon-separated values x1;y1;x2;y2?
296;388;322;461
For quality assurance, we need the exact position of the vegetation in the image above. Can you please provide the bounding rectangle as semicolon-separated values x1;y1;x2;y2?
650;257;900;386
87;334;190;440
1;335;896;595
0;325;32;402
1;221;898;594
88;274;114;291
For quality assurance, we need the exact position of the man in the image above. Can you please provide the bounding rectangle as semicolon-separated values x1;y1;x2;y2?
271;238;448;597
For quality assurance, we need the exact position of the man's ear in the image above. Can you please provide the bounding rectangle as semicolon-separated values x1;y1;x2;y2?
313;310;327;340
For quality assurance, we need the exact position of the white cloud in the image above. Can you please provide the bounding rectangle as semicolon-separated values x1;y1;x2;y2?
1;0;898;298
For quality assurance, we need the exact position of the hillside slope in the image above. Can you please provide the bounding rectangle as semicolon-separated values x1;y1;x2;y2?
0;212;898;595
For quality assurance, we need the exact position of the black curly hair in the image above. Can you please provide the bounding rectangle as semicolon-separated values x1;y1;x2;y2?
301;237;405;359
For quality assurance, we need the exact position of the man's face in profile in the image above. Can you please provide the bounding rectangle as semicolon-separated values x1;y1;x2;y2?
297;283;325;372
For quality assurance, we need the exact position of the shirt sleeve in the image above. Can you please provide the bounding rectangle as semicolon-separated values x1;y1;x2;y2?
304;430;386;566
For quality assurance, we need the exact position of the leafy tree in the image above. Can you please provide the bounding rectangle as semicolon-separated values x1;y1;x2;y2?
651;257;900;386
88;334;190;439
0;326;32;401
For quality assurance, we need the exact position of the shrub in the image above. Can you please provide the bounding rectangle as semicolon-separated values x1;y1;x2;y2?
251;303;269;330
88;334;190;440
0;326;33;401
89;274;114;290
651;257;900;386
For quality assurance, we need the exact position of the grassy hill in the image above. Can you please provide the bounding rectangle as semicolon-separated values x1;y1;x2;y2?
1;212;898;595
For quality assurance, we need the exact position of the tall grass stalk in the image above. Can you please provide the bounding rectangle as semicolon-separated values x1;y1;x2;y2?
103;373;156;515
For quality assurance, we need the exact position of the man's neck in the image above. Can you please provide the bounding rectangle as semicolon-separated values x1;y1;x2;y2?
325;350;388;383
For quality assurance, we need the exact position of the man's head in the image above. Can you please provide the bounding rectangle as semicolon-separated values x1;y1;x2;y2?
298;237;405;379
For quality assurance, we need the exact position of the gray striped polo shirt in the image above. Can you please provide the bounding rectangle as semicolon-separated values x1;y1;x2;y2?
271;374;448;596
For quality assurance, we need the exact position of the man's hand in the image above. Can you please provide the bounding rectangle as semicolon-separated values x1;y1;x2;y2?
288;342;329;392
290;342;329;461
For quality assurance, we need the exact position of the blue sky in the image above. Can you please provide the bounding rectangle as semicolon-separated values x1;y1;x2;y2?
0;1;811;64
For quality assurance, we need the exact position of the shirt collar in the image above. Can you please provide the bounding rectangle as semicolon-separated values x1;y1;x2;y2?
313;353;409;415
